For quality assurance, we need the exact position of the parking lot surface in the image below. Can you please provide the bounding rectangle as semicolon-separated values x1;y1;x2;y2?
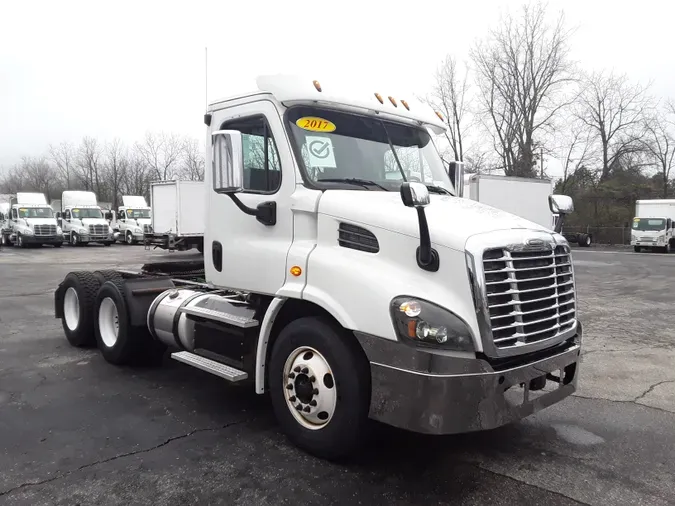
0;244;674;505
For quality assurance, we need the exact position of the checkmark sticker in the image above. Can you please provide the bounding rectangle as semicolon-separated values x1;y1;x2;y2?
306;136;337;168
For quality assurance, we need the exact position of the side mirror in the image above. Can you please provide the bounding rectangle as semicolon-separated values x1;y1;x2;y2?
212;130;244;194
400;182;430;208
448;161;465;198
549;194;574;215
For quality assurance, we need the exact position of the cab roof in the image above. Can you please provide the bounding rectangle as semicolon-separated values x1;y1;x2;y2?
208;74;447;135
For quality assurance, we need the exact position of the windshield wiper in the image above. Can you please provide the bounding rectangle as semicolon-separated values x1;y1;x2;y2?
318;178;388;191
423;184;452;195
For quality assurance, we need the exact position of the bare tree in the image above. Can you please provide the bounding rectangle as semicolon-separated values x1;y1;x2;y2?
49;142;75;189
426;55;471;162
471;2;575;177
180;138;205;181
554;114;596;192
578;70;652;181
76;137;103;193
135;132;182;181
642;106;675;198
122;149;152;198
103;138;129;207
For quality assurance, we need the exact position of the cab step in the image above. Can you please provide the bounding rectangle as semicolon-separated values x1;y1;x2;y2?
171;351;248;382
178;306;259;328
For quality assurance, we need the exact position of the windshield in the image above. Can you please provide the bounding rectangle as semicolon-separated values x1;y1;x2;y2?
633;218;666;231
126;209;151;219
286;106;453;194
72;208;103;219
18;207;54;219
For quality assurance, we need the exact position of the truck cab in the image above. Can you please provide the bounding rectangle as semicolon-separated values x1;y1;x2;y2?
632;199;675;253
116;196;152;245
59;191;114;246
0;192;64;248
54;75;582;460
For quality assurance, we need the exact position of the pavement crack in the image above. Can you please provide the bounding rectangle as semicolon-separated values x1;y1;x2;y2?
471;461;592;505
572;393;675;414
634;380;675;402
0;417;251;497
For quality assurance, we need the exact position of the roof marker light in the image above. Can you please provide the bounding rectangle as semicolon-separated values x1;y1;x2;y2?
313;80;322;92
401;99;410;111
374;93;384;104
388;96;397;107
435;111;444;121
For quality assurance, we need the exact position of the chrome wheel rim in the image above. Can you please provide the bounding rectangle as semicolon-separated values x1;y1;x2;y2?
282;346;336;430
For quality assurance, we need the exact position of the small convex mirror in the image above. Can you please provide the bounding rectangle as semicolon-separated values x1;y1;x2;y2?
212;130;245;194
549;194;574;215
400;182;431;208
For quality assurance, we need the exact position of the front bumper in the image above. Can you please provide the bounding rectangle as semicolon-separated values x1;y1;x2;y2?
355;328;582;435
23;235;64;244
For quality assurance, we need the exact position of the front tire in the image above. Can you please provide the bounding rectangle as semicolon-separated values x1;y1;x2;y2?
125;231;135;245
269;316;371;461
634;246;641;253
17;233;26;248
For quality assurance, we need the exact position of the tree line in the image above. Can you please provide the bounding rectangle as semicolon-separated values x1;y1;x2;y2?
425;1;674;227
0;132;204;210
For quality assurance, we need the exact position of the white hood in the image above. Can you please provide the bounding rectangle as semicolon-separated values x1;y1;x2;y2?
318;191;551;252
81;218;109;227
23;217;58;226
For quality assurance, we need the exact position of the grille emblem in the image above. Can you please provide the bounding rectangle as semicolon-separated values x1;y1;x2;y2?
526;238;544;247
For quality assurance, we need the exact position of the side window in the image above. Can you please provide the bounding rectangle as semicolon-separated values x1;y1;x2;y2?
11;208;17;220
65;210;71;220
222;115;281;193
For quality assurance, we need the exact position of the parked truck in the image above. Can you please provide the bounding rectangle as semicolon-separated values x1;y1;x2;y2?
0;192;64;248
53;75;582;460
464;174;592;247
59;191;115;246
631;199;675;253
143;181;204;252
112;196;152;245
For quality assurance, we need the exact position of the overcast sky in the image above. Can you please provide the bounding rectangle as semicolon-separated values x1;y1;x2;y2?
1;0;673;177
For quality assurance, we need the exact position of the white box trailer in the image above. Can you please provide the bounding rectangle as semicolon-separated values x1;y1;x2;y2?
463;174;592;246
144;181;205;251
631;199;675;253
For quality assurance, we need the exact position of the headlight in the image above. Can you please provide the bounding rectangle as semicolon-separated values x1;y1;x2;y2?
390;296;474;351
79;228;89;234
658;235;666;242
24;228;34;235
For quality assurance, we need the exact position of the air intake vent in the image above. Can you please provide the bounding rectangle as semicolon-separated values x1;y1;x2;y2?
338;223;379;253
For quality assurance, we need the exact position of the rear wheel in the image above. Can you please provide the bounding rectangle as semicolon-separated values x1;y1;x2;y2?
94;279;166;365
582;234;592;247
58;271;101;347
269;316;371;461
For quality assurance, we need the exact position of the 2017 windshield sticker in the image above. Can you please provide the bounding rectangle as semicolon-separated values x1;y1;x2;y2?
296;117;336;133
306;136;337;168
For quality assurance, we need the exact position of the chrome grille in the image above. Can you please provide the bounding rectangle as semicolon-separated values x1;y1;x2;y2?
88;224;108;236
482;245;576;350
639;236;654;242
34;224;57;236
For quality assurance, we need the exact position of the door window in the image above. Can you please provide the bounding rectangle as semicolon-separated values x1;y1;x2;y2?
221;115;281;193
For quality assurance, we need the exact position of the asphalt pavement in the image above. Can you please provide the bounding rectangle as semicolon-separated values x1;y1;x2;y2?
0;244;673;506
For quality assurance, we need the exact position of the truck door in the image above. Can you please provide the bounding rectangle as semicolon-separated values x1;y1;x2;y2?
206;100;295;295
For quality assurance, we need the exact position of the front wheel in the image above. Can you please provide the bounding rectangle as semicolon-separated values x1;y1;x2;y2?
664;243;671;254
125;231;135;245
634;246;641;253
268;317;371;461
17;234;27;248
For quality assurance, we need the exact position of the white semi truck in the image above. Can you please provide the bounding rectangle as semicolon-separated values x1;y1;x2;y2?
59;191;115;246
143;181;204;252
112;196;153;245
464;174;592;247
631;199;675;253
53;75;582;460
0;192;64;248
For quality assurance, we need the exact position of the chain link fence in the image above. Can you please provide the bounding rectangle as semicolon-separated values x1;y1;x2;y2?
564;226;631;245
